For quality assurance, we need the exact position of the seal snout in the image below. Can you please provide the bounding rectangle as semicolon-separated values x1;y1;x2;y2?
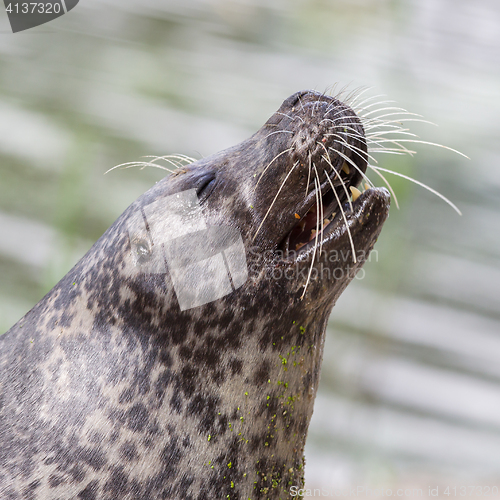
265;91;372;259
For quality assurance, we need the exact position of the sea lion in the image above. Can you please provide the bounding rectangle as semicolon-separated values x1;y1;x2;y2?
0;90;390;499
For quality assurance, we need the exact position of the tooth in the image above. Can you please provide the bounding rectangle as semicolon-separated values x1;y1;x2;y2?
350;186;361;201
296;242;305;251
309;229;317;241
323;219;330;226
342;162;350;175
294;213;301;219
364;183;370;191
331;212;336;219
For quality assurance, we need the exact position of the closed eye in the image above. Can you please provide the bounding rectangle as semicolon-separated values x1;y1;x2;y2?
196;174;216;201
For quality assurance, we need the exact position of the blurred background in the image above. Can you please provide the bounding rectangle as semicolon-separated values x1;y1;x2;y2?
0;0;499;496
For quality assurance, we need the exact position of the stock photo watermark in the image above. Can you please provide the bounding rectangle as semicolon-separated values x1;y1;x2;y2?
128;188;248;311
249;247;378;283
290;485;499;498
3;0;79;33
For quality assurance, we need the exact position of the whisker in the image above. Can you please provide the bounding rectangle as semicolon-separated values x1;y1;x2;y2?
362;111;426;125
352;94;388;111
275;111;305;125
253;160;300;241
338;83;359;105
364;118;437;130
366;138;416;156
371;139;469;159
344;86;372;107
255;147;294;189
355;100;398;115
321;106;349;123
105;153;197;175
332;82;353;102
326;146;374;194
368;149;416;155
360;106;413;119
301;175;321;300
305;153;312;198
367;166;400;209
320;112;358;127
319;143;353;212
145;155;194;170
348;88;379;108
105;161;177;175
264;130;294;140
367;129;418;138
313;166;325;256
370;165;462;215
324;162;357;264
323;132;379;165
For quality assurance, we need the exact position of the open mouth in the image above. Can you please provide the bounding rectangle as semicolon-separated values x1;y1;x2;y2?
278;161;365;258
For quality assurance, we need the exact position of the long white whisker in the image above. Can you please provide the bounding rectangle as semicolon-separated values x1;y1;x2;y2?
323;132;379;165
252;161;300;241
368;166;400;209
305;153;312;198
255;147;294;189
370;165;462;215
346;86;374;107
355;100;398;115
364;118;437;130
326;146;374;195
148;154;196;163
301;175;321;300
360;106;413;119
352;94;387;111
366;138;416;155
368;149;416;156
371;139;469;159
313;166;325;256
105;161;177;175
324;163;357;264
361;112;426;127
367;129;418;139
319;143;353;212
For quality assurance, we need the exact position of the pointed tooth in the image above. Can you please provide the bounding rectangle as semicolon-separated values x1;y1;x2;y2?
294;213;301;219
364;183;370;191
342;162;350;175
323;219;330;226
350;186;361;202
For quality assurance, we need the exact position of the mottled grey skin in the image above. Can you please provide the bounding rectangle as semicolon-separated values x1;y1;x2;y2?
0;91;390;499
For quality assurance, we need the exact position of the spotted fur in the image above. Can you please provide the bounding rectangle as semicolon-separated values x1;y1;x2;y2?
0;91;390;499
